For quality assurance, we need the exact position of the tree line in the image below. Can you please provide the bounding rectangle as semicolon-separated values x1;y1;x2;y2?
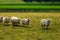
23;0;60;2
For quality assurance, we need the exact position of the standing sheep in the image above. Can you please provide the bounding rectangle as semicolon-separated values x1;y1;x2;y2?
22;18;30;27
2;16;10;26
40;18;50;30
11;16;21;26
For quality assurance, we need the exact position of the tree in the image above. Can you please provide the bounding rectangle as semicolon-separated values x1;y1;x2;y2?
23;0;32;2
36;0;43;2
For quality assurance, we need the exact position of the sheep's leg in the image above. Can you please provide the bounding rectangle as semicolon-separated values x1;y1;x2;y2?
14;22;18;26
12;23;14;26
18;22;20;24
6;23;9;26
14;23;17;26
46;26;48;30
17;22;20;26
3;23;7;26
3;23;5;26
12;22;16;26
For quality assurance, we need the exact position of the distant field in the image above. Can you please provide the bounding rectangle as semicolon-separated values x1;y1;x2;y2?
0;4;60;10
0;0;60;11
0;0;24;4
0;0;60;4
0;12;60;40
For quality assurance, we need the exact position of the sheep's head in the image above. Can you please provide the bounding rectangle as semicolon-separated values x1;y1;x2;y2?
47;18;51;21
18;18;21;22
0;16;3;22
27;18;30;22
47;18;51;24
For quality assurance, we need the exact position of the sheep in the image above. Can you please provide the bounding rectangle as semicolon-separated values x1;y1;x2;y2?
22;18;30;27
40;18;50;30
11;16;21;26
2;16;10;26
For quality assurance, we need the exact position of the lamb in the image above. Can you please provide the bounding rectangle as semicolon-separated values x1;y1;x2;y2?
40;18;50;30
22;18;30;26
11;16;21;26
2;16;10;26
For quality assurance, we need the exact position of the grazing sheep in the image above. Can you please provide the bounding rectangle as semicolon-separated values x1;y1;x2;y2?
2;16;10;26
11;16;21;26
22;18;30;26
40;18;50;30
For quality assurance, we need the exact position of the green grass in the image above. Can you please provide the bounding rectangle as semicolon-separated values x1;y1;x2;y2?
0;4;60;10
0;0;24;4
0;0;60;4
0;0;60;10
0;12;60;40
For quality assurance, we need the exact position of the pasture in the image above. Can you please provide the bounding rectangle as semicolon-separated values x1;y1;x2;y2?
0;4;60;10
0;12;60;40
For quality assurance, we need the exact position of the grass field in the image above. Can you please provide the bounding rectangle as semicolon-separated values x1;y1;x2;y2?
0;4;60;11
0;0;60;11
0;12;60;40
0;0;60;10
0;0;60;4
0;4;60;10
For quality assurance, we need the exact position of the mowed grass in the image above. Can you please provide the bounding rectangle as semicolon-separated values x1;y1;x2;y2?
0;12;60;40
0;4;60;10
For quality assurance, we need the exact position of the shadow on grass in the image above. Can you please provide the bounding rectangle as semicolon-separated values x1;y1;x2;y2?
12;25;21;27
21;25;31;28
48;28;54;30
12;25;31;29
41;28;54;30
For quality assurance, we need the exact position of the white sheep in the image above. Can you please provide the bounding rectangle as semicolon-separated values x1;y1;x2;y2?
40;18;50;29
22;18;30;26
2;16;10;26
11;16;21;26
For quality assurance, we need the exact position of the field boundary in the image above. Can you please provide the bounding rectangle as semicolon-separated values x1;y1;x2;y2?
0;9;60;12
